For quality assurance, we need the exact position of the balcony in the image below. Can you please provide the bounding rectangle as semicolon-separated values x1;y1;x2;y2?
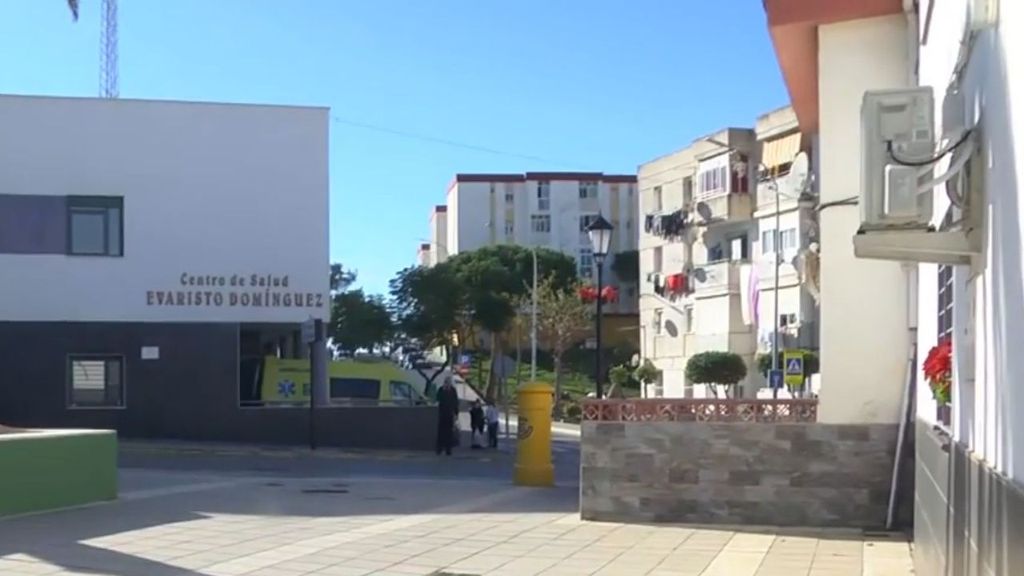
692;260;743;296
694;192;753;225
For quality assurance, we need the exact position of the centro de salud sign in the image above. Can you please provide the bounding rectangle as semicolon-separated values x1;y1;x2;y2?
146;273;325;309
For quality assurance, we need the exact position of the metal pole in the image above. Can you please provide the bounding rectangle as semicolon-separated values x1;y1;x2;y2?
772;176;781;400
530;247;538;382
595;260;604;399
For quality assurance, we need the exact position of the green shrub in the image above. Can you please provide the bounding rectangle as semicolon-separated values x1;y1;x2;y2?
686;351;747;386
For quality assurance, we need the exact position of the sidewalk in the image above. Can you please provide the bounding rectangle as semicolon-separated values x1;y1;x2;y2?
0;469;914;576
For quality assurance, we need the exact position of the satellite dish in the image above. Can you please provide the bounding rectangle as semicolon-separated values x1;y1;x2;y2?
790;151;812;195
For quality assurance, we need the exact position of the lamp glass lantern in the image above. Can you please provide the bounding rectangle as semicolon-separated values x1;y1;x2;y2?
586;214;614;261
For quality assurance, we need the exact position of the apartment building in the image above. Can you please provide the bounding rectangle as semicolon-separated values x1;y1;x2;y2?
427;205;448;266
426;172;640;316
753;107;820;361
764;0;1022;573
638;111;820;398
638;129;761;397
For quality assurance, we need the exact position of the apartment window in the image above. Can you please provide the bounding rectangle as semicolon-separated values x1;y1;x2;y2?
68;196;123;256
684;304;694;333
504;191;514;204
579;248;594;279
779;313;798;328
780;228;798;252
683;177;694;206
531;214;551;233
579;213;599;234
653;246;663;273
504;219;515;237
653;309;664;335
579;181;599;200
653;186;663;212
68;355;124;408
761;230;776;255
536;181;551;211
698;166;729;196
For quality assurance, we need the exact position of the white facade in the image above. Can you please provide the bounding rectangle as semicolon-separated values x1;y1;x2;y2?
436;173;639;314
914;0;1024;483
0;94;330;324
428;206;448;266
638;129;770;398
814;15;914;424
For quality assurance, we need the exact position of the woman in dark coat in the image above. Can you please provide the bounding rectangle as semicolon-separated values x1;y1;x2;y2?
435;377;460;455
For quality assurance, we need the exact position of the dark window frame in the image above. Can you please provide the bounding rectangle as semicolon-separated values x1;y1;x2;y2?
67;195;124;257
67;354;126;409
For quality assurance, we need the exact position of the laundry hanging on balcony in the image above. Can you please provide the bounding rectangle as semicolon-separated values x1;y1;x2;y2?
665;273;687;295
644;210;688;239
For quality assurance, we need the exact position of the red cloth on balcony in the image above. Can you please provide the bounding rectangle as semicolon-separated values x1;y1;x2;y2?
666;273;687;294
601;286;618;303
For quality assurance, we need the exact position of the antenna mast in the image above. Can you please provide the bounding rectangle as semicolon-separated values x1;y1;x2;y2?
99;0;118;98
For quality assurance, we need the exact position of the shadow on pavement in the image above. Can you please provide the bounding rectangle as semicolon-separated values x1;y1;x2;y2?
0;473;579;576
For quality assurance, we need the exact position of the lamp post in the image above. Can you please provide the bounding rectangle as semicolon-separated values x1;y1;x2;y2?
586;214;614;399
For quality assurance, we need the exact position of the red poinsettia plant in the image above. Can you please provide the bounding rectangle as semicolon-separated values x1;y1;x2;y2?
923;338;952;405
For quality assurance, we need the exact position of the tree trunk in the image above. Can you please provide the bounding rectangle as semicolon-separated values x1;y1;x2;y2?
553;354;563;417
485;333;501;402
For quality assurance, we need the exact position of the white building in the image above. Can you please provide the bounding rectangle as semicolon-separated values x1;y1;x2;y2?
0;94;330;441
764;0;1023;573
431;172;639;315
426;205;448;266
638;118;820;398
752;107;820;363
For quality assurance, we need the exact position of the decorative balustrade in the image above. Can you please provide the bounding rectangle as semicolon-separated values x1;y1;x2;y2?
581;398;818;423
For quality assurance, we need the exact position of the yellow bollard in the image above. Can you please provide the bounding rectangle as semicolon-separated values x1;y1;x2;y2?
514;382;554;487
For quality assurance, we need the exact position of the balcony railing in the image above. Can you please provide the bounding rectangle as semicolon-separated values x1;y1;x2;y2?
582;398;818;423
693;260;743;295
695;192;753;224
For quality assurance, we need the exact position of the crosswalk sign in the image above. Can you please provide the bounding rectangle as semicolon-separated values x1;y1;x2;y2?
783;351;804;388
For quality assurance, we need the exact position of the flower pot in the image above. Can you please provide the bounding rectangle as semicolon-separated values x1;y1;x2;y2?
937;404;951;427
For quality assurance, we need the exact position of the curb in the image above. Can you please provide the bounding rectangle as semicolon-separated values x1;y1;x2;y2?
119;443;510;463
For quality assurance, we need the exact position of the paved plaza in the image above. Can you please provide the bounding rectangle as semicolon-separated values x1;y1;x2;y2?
0;466;914;576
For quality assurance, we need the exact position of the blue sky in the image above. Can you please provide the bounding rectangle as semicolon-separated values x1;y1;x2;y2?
0;0;788;295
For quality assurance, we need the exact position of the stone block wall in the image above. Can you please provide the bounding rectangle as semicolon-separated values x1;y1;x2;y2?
581;421;899;528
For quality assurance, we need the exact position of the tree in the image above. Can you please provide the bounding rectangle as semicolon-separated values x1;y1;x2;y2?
446;245;577;400
607;365;631;399
330;289;393;354
388;264;468;394
610;250;640;284
634;359;662;396
330;263;357;293
685;351;747;398
535;277;593;411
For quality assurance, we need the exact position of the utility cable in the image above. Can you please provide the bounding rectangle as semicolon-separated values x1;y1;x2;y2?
331;116;594;170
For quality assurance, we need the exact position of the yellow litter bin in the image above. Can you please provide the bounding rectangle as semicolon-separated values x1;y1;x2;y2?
514;382;554;487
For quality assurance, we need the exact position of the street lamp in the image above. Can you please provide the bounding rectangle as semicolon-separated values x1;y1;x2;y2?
586;214;614;399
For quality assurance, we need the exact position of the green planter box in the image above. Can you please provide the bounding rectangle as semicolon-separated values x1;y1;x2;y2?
0;429;118;517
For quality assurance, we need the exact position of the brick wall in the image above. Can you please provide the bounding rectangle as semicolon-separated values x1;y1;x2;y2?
581;421;900;528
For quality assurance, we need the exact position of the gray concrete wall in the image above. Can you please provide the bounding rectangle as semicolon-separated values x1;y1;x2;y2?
581;421;899;528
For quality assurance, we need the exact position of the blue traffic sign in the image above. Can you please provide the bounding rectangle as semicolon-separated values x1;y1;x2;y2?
769;369;784;389
785;356;804;375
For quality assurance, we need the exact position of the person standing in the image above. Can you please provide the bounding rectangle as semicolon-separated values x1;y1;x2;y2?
484;401;500;449
469;400;485;449
435;377;459;456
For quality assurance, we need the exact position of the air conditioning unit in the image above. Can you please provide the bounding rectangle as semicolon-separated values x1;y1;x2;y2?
860;87;935;230
854;87;982;265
